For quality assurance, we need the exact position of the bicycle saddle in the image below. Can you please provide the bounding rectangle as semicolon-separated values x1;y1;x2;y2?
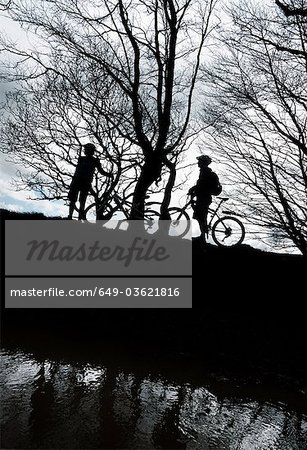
220;197;229;201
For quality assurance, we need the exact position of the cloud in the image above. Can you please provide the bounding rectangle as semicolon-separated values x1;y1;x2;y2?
0;13;37;102
0;132;69;217
0;200;24;212
0;138;69;217
0;153;19;178
0;188;68;216
0;177;67;217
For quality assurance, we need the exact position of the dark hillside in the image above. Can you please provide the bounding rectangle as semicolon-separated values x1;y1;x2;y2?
1;209;306;386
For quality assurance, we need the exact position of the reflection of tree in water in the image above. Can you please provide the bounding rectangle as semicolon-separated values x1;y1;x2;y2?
97;370;148;449
29;361;57;446
152;386;188;449
97;367;125;449
124;374;144;447
9;354;306;449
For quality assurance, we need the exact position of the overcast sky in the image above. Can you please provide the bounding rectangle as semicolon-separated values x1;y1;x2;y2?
0;8;201;218
0;11;71;216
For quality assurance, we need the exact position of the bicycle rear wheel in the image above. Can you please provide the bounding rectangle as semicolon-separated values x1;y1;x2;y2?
212;216;245;247
168;207;191;238
72;202;96;220
79;202;113;221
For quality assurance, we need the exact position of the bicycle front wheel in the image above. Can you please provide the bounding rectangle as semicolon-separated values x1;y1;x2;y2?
168;207;191;238
212;216;245;247
143;209;160;234
114;210;160;233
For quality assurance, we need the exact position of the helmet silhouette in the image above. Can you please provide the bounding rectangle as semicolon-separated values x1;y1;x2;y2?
84;143;96;156
197;155;212;165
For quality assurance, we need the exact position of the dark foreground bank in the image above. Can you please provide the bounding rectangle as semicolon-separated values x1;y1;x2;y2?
1;209;307;449
1;209;306;383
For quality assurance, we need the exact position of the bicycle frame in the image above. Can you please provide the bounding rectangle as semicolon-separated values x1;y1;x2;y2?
181;196;229;227
112;194;131;219
86;192;232;229
207;198;229;230
95;193;158;222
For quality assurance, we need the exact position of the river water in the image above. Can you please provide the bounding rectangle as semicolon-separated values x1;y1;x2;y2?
1;345;307;450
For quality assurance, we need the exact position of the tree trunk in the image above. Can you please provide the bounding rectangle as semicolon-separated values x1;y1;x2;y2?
130;153;163;219
157;159;176;236
160;159;176;220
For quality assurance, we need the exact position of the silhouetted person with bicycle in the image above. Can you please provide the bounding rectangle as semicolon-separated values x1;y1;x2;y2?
68;143;112;220
189;155;222;243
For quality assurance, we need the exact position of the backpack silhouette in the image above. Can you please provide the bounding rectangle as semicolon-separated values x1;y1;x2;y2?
196;167;222;197
209;172;222;196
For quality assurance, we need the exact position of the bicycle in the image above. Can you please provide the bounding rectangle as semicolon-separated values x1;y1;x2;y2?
75;192;245;245
165;196;245;246
78;192;161;233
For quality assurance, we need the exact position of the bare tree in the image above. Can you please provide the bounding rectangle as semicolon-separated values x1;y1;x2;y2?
201;0;307;254
1;0;217;218
276;0;307;17
0;1;12;11
0;64;136;218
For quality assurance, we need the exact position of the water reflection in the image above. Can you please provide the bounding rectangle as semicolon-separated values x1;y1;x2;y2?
1;349;306;449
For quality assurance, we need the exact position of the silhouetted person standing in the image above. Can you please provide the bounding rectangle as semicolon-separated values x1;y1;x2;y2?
189;155;221;243
68;143;112;220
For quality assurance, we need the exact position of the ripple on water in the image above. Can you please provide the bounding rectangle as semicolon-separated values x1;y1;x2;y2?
1;349;306;450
